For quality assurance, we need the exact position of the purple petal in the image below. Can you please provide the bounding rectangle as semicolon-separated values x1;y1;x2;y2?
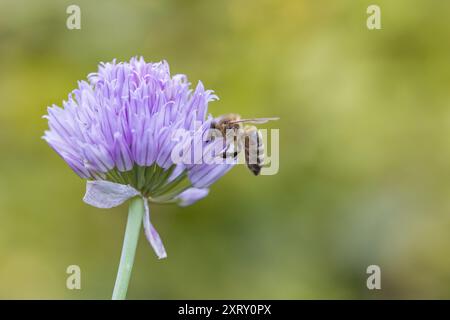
176;188;209;207
143;199;167;259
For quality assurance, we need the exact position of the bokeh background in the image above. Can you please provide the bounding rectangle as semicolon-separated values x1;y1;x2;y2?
0;0;449;299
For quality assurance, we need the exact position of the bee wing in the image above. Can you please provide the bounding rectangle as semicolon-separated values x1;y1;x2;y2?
228;117;279;124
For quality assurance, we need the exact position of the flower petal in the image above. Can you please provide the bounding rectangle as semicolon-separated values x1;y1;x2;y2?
143;199;167;259
176;188;209;207
83;180;139;208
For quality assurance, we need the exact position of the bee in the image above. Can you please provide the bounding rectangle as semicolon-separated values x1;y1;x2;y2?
209;114;279;176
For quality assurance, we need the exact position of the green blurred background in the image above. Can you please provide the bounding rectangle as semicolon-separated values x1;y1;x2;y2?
0;0;449;299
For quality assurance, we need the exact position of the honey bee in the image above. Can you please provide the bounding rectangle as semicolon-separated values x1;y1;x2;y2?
209;114;279;175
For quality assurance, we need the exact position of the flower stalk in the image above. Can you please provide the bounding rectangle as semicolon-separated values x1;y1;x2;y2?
112;196;145;300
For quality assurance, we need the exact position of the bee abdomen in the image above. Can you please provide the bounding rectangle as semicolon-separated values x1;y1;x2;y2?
244;126;264;176
247;163;261;176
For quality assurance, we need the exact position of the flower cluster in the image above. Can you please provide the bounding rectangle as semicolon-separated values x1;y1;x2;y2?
43;57;234;205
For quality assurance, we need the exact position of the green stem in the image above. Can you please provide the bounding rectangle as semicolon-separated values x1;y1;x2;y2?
112;196;144;300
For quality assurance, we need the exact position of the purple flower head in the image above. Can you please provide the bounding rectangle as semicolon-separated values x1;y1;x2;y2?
43;57;235;206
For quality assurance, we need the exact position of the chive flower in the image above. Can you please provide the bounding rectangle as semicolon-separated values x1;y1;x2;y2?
43;57;235;299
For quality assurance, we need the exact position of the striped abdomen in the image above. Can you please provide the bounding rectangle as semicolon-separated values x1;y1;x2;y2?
244;126;264;175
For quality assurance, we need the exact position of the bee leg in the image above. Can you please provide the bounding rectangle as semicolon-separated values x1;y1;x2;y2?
206;126;219;143
223;143;241;159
